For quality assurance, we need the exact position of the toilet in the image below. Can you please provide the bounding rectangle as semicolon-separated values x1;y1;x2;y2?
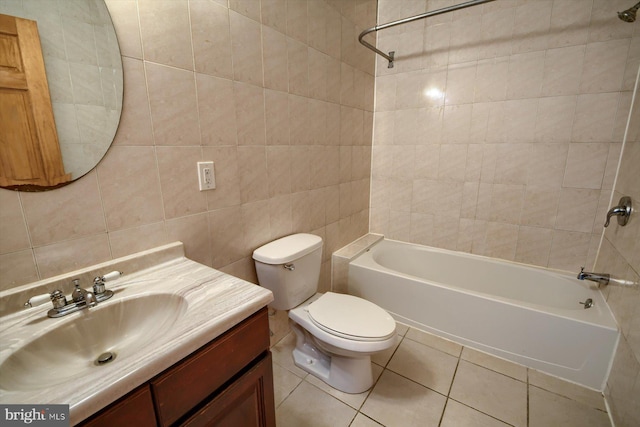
253;233;396;394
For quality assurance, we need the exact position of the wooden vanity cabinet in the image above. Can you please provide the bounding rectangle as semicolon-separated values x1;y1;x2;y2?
80;385;156;427
79;307;275;427
180;352;275;427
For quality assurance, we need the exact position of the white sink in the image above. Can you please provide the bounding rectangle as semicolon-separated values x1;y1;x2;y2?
0;293;187;391
0;242;274;425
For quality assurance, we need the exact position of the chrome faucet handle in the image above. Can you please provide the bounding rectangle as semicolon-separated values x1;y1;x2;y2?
50;290;67;309
24;290;67;309
93;271;122;296
93;278;106;294
604;196;632;227
93;271;122;293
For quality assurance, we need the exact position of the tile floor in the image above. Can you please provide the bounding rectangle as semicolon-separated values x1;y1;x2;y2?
271;323;613;427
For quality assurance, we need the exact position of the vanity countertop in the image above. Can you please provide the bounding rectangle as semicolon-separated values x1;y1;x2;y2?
0;242;273;425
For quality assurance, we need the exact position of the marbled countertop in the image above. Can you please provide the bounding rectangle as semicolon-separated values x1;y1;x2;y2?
0;242;273;425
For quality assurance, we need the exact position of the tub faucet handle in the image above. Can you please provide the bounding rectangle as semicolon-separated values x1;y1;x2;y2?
604;196;632;227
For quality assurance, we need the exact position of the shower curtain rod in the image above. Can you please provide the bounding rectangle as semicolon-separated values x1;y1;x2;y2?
358;0;495;68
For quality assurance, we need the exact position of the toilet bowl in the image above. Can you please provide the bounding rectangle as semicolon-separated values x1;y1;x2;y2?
289;292;396;393
253;234;397;394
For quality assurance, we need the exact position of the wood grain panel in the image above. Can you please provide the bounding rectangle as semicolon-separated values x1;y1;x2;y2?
79;385;157;427
152;308;270;427
0;13;70;188
181;352;276;427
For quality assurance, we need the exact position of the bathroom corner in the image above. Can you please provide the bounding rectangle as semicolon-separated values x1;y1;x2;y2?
1;0;640;425
597;65;640;427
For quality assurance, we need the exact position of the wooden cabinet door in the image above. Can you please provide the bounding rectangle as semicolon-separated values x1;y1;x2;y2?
0;13;70;188
152;308;270;426
78;385;157;427
180;352;276;427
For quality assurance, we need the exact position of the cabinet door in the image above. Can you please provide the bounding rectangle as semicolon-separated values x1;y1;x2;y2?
180;352;276;427
79;385;156;427
152;308;270;426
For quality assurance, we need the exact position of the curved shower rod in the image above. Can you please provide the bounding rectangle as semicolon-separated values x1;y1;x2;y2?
358;0;495;69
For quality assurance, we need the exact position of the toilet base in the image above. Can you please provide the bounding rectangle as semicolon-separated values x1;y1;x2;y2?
291;325;374;394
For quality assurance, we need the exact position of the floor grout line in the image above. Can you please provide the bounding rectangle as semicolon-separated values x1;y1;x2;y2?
272;324;611;427
527;368;530;427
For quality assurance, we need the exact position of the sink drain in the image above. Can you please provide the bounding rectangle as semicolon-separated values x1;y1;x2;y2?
95;351;116;365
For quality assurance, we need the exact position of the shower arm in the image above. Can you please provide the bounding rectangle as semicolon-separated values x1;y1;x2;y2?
358;0;495;69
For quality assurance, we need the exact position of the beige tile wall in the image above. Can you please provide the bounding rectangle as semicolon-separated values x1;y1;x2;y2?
0;0;377;293
598;65;640;426
371;0;639;271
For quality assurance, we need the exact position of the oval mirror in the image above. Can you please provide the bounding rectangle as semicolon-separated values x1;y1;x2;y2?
0;0;122;191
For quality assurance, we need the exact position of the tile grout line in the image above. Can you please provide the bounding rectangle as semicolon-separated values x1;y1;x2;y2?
354;332;407;424
437;398;450;427
273;324;613;426
446;397;519;427
275;374;305;410
527;368;530;427
437;346;463;427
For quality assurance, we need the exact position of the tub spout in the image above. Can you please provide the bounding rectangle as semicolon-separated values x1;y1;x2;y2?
577;267;610;288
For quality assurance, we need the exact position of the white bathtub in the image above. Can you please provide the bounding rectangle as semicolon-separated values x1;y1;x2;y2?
347;239;619;390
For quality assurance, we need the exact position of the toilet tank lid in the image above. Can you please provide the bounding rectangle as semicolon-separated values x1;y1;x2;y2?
252;233;323;264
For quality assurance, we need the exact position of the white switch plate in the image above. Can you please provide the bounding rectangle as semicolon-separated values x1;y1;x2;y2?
197;161;216;191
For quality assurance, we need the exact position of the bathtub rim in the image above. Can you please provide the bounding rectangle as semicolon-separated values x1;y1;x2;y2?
346;237;620;391
349;238;618;331
386;308;619;392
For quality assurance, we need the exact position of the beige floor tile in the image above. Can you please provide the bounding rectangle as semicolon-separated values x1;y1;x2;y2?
461;347;527;381
529;386;611;427
304;363;383;410
360;370;447;427
350;413;383;427
528;369;606;411
395;322;410;337
405;328;463;357
441;399;511;427
450;361;527;427
371;333;402;367
273;362;304;407
272;332;308;378
276;381;357;427
387;338;459;395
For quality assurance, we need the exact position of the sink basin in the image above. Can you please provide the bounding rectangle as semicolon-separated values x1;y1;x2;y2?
0;293;188;391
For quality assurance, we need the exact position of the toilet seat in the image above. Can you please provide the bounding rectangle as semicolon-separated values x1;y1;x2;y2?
307;292;396;342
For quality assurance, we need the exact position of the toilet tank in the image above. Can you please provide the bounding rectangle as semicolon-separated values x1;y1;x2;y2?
252;234;323;310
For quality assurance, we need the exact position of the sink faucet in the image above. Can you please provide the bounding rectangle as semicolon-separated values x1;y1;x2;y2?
24;271;121;318
577;267;610;287
71;279;96;307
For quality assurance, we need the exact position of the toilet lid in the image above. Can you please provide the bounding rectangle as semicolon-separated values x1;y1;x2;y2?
307;293;396;341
